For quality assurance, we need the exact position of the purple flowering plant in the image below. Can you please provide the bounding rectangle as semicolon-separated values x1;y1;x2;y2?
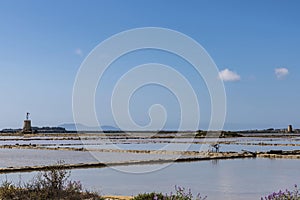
262;184;300;200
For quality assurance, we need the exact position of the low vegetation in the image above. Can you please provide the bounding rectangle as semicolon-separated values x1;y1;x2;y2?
0;161;103;200
132;186;207;200
195;130;242;138
262;184;300;200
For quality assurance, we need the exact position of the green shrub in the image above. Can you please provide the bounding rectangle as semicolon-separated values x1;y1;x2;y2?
133;192;166;200
132;186;206;200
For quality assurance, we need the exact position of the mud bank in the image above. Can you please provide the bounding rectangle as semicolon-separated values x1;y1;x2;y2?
236;142;300;147
0;152;254;174
257;150;300;159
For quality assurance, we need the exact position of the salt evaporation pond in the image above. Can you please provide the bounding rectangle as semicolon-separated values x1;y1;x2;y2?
0;148;181;168
48;142;300;153
0;136;300;199
1;158;299;200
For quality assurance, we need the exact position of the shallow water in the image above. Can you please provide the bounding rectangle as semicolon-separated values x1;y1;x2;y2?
0;136;300;199
0;148;182;168
1;136;300;169
1;158;299;200
70;158;300;200
45;142;300;153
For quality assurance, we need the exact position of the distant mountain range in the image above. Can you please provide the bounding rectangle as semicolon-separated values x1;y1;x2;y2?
58;123;120;131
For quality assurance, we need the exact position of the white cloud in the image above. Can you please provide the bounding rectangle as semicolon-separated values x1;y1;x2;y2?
275;67;289;79
75;48;83;57
218;68;241;82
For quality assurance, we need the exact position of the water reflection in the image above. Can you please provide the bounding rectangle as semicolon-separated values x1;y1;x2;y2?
211;159;219;165
1;158;299;200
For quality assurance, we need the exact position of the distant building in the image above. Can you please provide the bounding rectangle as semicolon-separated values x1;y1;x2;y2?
287;125;293;133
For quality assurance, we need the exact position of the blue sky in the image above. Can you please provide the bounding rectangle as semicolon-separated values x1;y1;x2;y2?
0;0;299;130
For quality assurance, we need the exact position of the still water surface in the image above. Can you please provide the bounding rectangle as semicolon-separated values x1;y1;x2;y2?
1;158;299;200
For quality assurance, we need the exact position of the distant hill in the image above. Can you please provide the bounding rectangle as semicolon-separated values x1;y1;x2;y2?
59;123;120;131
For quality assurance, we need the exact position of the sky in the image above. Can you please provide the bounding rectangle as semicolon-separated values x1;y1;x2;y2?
0;0;299;130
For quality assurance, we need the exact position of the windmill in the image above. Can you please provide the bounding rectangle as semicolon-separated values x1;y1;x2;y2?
26;112;30;120
22;112;32;134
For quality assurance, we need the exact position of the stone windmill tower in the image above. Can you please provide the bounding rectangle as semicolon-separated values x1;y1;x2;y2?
22;112;32;134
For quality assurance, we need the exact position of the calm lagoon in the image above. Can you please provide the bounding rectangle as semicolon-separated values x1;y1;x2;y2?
1;158;299;200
